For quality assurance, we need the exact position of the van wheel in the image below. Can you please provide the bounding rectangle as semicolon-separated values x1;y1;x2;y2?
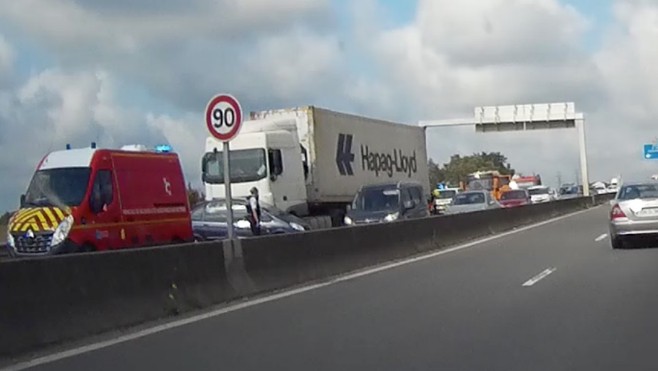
80;244;96;253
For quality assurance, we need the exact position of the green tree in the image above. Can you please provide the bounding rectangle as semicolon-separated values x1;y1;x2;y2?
187;183;205;207
428;152;515;187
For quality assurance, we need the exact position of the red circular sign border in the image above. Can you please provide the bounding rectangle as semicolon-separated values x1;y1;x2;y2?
205;94;243;142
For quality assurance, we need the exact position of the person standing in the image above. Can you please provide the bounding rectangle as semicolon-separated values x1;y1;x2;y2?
246;187;262;236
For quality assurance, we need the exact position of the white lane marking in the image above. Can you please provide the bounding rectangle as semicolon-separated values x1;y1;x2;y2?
3;206;600;371
522;267;557;287
595;233;608;242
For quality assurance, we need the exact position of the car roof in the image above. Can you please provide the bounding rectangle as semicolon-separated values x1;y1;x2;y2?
460;190;487;195
619;180;658;187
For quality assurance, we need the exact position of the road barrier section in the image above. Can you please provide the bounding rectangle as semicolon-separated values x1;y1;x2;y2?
0;194;613;361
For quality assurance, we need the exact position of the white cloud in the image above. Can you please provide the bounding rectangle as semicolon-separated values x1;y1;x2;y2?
0;68;173;210
3;0;658;212
146;112;207;188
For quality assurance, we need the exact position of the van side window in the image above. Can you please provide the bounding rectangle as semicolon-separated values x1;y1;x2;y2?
90;170;113;214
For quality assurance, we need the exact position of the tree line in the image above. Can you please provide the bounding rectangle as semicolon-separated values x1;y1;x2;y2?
429;151;515;189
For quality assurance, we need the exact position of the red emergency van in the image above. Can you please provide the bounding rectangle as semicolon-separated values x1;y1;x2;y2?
7;144;193;256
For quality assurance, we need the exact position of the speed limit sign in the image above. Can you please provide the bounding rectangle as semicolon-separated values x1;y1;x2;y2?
205;94;243;142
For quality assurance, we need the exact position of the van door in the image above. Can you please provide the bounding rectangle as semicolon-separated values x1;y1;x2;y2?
88;169;119;250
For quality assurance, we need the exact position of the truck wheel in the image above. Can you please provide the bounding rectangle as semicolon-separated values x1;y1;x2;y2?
329;210;345;227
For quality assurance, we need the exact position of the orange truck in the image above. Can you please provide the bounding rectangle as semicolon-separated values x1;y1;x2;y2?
460;170;512;201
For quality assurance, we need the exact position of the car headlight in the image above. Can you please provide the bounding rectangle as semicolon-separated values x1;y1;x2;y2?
344;216;353;225
51;215;73;247
289;222;305;231
384;212;399;222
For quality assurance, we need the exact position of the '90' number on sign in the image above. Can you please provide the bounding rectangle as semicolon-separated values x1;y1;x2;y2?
212;107;236;129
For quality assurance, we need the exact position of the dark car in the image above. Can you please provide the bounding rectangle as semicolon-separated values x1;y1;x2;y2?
499;189;531;208
191;200;305;241
204;198;311;231
344;181;429;225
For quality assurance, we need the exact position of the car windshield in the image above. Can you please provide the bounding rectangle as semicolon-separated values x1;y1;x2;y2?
467;176;493;191
24;168;91;207
452;192;486;205
618;184;658;200
437;190;457;199
203;149;267;184
501;190;527;200
352;187;399;212
528;188;549;196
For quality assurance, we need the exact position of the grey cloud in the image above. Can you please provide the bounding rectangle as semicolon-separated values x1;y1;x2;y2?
416;0;589;67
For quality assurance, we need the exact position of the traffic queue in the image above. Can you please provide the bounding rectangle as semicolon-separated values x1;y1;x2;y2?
4;104;566;258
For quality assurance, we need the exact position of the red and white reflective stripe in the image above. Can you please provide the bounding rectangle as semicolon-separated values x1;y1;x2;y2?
122;207;187;215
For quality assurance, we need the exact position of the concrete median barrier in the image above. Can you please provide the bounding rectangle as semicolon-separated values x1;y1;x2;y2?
0;195;611;362
0;242;234;359
238;195;604;296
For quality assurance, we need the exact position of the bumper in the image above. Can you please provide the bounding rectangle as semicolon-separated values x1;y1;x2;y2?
6;239;78;258
610;219;658;237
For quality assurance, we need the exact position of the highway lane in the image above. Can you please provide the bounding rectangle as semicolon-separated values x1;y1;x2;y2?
17;205;658;371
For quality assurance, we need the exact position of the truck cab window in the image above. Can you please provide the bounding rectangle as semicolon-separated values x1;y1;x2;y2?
300;145;309;180
268;149;283;177
90;170;113;213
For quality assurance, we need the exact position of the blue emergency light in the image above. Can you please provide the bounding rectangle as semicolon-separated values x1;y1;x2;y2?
155;144;172;153
437;183;446;190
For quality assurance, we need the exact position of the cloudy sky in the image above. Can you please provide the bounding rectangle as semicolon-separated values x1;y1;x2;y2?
0;0;657;212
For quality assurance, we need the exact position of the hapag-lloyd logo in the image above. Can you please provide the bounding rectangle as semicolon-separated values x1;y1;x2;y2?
335;133;418;178
361;145;417;177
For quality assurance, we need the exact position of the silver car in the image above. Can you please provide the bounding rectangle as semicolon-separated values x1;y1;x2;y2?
609;181;658;249
446;191;499;214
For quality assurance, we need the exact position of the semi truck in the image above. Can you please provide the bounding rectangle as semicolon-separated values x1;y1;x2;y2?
202;106;429;229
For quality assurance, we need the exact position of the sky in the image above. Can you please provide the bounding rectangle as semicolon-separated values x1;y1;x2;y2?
0;0;658;212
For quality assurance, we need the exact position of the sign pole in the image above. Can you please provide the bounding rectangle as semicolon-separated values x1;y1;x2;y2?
223;141;234;240
204;93;244;242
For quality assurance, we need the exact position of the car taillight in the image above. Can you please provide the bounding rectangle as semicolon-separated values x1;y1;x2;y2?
611;205;626;220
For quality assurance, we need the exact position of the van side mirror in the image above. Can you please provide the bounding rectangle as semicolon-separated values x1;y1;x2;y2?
20;194;26;208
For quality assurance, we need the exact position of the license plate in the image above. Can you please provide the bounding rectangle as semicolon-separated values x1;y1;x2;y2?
638;208;658;216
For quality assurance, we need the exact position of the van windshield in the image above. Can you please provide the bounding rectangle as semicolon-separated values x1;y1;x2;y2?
24;168;91;207
352;188;399;212
203;149;267;184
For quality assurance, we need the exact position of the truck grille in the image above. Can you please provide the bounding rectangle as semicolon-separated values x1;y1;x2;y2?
13;232;53;254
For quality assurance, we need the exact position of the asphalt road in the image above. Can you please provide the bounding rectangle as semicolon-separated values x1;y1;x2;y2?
16;205;658;371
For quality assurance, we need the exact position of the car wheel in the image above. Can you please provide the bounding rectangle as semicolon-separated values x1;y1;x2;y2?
611;236;624;249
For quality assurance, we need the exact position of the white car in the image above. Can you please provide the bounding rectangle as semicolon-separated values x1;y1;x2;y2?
527;186;553;204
